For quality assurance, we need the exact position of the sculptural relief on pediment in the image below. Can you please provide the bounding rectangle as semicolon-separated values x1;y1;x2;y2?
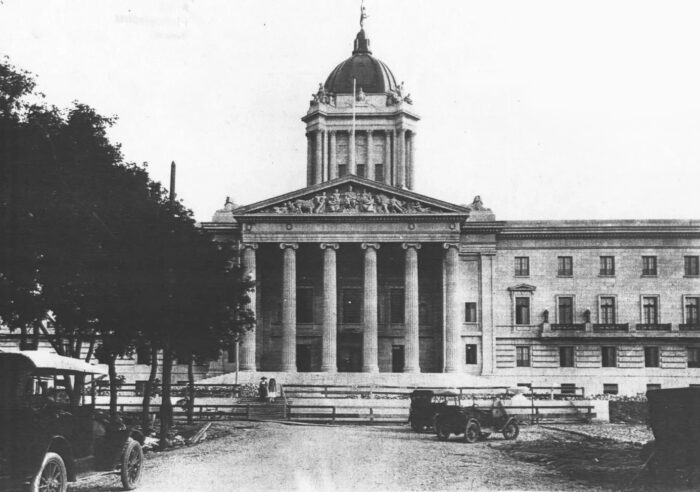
258;185;444;215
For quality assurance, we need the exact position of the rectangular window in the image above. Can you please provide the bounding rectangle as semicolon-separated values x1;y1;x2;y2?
644;347;659;368
643;296;659;324
600;296;616;324
600;256;615;276
647;384;661;391
390;289;405;324
642;256;657;276
559;346;574;367
515;297;530;325
342;288;362;324
336;133;349;164
557;256;573;276
516;346;531;367
688;347;700;368
685;256;700;276
514;257;530;276
561;383;576;395
602;346;617;367
374;164;384;180
603;384;619;395
558;296;574;324
464;302;477;323
297;287;314;324
338;164;348;177
686;297;700;324
465;344;478;364
356;164;366;178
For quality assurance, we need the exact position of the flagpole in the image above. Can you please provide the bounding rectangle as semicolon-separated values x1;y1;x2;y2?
351;77;356;175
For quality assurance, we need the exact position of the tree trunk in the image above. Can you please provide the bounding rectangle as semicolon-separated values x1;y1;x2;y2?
141;345;158;433
159;345;173;449
187;356;195;425
108;355;118;420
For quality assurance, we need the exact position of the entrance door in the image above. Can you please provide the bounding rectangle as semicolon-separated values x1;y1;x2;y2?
297;345;312;372
338;346;362;372
392;345;405;373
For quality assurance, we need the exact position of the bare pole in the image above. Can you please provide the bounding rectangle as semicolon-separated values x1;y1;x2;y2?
351;78;356;174
170;161;176;201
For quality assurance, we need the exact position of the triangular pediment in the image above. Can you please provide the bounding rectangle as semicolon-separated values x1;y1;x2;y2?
507;284;537;292
233;175;471;217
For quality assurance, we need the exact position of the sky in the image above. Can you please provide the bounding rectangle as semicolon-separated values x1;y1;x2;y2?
1;0;699;222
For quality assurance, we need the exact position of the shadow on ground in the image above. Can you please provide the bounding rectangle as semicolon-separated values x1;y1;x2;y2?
495;432;697;491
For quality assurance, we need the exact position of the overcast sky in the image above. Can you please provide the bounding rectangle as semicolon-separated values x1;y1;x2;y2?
1;0;699;222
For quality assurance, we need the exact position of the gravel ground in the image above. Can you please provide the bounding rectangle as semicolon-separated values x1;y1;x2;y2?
70;423;594;492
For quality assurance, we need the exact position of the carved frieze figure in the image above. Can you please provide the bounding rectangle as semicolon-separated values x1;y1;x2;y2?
311;83;335;105
356;87;366;102
260;185;438;214
543;309;549;323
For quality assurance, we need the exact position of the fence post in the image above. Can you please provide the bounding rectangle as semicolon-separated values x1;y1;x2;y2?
332;406;336;423
246;404;250;421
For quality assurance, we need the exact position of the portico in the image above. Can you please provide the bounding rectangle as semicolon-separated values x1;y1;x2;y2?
224;175;478;374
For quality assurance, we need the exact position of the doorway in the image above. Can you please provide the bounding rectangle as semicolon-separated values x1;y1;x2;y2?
297;344;312;372
392;345;405;373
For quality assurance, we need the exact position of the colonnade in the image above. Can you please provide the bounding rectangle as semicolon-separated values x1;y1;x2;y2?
240;241;463;373
306;129;415;189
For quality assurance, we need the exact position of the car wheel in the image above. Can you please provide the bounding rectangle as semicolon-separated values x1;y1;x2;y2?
31;452;68;492
502;421;520;440
436;421;450;441
464;421;480;443
120;438;144;490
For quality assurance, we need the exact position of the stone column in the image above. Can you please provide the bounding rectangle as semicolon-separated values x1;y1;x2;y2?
329;131;338;180
280;243;298;372
407;132;415;190
391;130;397;187
480;253;495;375
240;243;258;371
320;243;339;372
349;129;357;175
306;132;313;186
314;130;323;185
366;130;375;181
361;243;380;373
403;242;421;372
443;243;461;373
397;129;406;188
384;131;392;184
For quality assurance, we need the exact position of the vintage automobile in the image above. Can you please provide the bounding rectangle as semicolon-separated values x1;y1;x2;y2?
0;350;145;492
408;389;461;432
434;398;520;443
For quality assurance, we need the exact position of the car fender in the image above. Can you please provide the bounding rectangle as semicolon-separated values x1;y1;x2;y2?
33;435;76;482
503;416;518;428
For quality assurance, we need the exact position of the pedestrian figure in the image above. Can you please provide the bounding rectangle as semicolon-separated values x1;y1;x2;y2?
258;377;268;402
268;378;278;403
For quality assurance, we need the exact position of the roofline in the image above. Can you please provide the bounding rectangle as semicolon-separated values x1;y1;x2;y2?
499;219;700;239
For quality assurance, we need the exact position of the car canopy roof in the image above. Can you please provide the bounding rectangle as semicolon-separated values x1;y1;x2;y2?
0;350;108;375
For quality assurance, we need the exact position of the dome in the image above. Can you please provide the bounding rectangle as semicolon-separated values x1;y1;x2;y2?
324;30;398;94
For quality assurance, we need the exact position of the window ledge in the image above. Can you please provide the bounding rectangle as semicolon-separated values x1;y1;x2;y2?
684;275;700;278
641;274;658;278
599;274;616;278
514;275;530;278
557;274;573;278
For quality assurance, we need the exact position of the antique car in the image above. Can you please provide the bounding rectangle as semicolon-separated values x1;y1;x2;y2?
408;389;461;432
434;398;519;443
642;387;700;482
0;351;144;492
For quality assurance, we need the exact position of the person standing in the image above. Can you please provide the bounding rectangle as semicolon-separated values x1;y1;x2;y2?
268;378;277;403
258;377;268;402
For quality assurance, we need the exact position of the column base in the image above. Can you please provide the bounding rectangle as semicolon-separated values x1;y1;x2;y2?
239;367;257;372
279;365;297;373
320;366;337;373
444;366;461;373
403;365;421;373
361;365;379;373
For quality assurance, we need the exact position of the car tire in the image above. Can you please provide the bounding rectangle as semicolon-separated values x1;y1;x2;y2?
31;451;68;492
436;421;450;441
464;421;480;443
502;421;520;440
120;438;144;490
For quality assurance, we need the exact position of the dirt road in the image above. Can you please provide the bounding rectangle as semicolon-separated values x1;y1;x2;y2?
70;424;630;491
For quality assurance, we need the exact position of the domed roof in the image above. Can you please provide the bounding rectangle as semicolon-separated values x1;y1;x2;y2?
324;30;398;94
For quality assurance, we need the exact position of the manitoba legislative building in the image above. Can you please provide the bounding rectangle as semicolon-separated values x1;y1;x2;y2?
196;22;700;397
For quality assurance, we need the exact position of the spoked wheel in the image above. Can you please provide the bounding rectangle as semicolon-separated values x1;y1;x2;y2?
464;421;480;443
502;421;520;440
436;421;450;441
121;438;144;490
31;452;68;492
